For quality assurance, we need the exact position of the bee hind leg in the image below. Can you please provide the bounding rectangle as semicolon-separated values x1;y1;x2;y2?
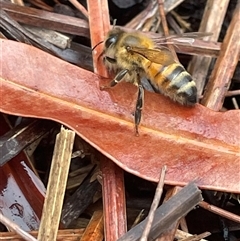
100;69;129;90
134;84;144;136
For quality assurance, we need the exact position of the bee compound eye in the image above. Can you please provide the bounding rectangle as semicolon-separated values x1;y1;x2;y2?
105;36;117;48
105;56;117;64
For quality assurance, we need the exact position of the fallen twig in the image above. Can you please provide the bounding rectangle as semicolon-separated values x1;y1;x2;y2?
0;213;38;241
140;165;167;241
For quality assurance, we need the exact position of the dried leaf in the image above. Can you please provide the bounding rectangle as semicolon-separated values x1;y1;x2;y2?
1;39;240;192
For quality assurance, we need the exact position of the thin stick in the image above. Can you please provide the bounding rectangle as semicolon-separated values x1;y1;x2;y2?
175;229;210;241
225;90;240;97
199;201;240;223
232;97;239;109
68;0;88;19
139;165;167;241
0;213;38;241
158;0;178;61
180;231;211;241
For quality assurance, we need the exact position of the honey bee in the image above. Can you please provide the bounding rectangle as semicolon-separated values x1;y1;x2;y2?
100;28;204;135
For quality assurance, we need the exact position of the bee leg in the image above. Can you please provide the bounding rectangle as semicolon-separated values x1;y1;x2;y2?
100;69;128;90
134;84;144;136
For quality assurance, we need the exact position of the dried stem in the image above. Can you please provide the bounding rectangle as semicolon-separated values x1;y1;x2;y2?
225;90;240;97
140;165;167;241
0;213;38;241
68;0;88;19
180;231;211;241
199;201;240;223
158;0;178;61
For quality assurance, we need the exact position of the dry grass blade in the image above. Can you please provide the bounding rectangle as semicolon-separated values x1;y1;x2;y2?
37;126;75;241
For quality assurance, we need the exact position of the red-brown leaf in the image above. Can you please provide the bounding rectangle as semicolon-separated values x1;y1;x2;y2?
1;39;240;192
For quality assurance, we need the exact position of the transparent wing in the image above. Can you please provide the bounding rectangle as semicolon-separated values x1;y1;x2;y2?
150;32;212;46
128;46;176;65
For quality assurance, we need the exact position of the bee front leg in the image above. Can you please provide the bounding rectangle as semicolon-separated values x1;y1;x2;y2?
100;69;129;90
134;84;144;136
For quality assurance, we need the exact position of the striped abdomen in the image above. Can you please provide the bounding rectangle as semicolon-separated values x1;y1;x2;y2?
145;63;197;105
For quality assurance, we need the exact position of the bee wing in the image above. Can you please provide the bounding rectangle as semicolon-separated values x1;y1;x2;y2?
130;46;176;65
166;32;212;45
152;32;212;46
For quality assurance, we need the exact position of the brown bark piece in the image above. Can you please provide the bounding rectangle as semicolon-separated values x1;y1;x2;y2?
80;210;104;241
101;156;127;241
61;179;100;227
0;119;54;166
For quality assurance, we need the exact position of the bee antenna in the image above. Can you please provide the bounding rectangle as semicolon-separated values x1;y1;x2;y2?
92;41;104;52
112;19;117;29
92;19;117;52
